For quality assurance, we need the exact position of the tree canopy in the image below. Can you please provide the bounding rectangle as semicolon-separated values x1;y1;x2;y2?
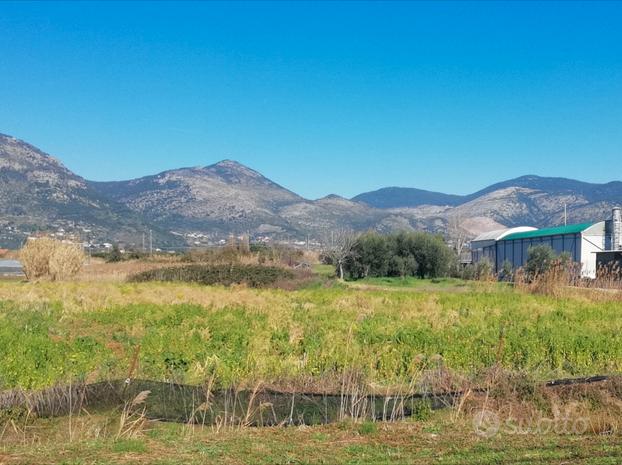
343;231;454;280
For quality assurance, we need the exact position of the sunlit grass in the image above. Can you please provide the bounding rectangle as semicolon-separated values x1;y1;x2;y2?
1;280;621;390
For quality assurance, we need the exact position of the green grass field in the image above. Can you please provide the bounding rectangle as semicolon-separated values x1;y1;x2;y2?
1;279;621;390
1;276;622;463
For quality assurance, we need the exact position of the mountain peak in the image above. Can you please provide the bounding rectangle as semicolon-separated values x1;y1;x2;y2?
204;159;266;183
0;132;72;175
210;159;246;169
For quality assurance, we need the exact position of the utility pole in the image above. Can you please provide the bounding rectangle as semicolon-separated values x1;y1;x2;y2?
142;232;145;253
564;204;567;226
149;229;153;256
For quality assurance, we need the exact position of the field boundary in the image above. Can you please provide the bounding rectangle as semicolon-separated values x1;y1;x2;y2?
1;375;614;426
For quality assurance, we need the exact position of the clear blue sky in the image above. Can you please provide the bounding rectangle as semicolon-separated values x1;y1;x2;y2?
1;1;621;199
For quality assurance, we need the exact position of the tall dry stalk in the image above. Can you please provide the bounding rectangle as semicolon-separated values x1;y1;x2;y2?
116;390;150;439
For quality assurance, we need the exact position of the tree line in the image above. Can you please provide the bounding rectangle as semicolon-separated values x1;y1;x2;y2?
325;231;455;280
323;230;580;282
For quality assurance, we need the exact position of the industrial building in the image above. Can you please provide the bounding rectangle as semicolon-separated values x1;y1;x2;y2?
470;227;537;266
470;208;622;279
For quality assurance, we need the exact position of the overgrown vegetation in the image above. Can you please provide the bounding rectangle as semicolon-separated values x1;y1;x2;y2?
127;264;294;288
2;257;622;464
19;237;85;281
524;245;572;278
1;280;622;391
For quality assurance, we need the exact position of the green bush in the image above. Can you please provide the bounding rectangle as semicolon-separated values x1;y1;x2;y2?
344;231;453;280
525;245;557;276
127;264;293;288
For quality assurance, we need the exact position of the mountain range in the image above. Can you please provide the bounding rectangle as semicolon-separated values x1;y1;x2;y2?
1;133;620;249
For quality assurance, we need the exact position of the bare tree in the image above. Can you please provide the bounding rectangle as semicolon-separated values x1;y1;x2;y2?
447;214;468;257
324;230;359;280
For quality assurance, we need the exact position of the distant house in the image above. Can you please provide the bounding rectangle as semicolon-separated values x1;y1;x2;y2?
0;248;8;257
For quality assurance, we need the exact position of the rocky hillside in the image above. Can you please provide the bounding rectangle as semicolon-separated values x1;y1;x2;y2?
89;160;303;236
2;133;621;247
89;163;392;238
355;175;622;231
0;134;179;248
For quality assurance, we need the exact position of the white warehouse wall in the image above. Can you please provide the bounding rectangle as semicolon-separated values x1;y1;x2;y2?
580;222;607;278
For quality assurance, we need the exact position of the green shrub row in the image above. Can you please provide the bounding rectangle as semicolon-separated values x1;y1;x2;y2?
127;264;293;288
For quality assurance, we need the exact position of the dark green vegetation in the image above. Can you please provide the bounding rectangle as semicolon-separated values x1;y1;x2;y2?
343;231;454;279
525;244;572;277
127;264;294;288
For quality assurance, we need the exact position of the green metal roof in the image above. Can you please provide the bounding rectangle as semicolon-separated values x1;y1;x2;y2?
500;222;594;241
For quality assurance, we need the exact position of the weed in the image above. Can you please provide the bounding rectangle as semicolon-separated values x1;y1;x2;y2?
112;438;147;453
358;421;377;435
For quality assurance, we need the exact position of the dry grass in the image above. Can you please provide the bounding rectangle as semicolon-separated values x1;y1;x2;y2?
19;238;85;281
1;389;622;465
0;279;287;317
77;258;188;282
461;372;622;437
513;261;622;302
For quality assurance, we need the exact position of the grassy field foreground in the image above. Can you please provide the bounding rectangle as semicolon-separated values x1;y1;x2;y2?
2;411;622;465
0;279;621;390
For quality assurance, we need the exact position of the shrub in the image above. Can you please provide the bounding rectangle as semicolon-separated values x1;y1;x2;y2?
343;231;453;280
525;245;557;277
106;244;123;263
20;238;53;279
20;237;85;281
475;258;494;281
127;264;294;288
499;260;514;282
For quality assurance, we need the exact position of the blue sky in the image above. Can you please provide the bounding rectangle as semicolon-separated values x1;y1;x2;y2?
1;1;621;199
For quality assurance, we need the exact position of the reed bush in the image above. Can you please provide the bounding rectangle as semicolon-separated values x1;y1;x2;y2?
20;237;85;281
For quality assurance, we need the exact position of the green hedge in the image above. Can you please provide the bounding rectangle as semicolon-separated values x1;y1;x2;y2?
128;264;293;288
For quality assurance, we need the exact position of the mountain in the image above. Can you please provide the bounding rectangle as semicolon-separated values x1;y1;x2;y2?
89;160;304;236
278;195;386;237
89;165;389;238
0;134;179;248
353;187;464;209
354;175;622;230
468;175;622;203
2;132;621;248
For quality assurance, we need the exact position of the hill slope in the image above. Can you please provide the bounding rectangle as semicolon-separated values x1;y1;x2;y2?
354;175;622;229
353;187;464;209
0;134;178;248
89;160;305;236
